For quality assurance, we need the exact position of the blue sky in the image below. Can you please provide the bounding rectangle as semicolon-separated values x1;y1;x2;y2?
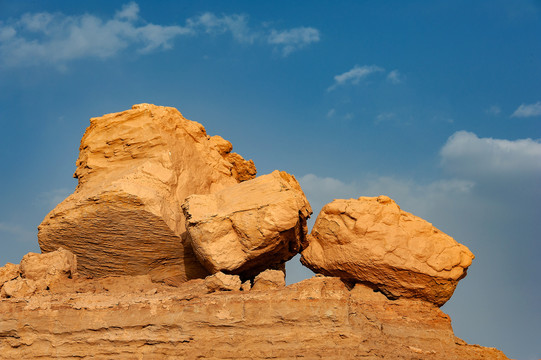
0;1;540;358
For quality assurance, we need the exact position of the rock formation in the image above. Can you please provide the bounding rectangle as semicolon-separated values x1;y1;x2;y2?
0;266;508;359
251;269;286;291
38;104;256;283
183;170;312;278
0;104;509;359
301;195;475;306
0;248;76;298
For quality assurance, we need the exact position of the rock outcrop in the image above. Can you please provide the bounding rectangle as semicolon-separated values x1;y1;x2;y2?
252;269;286;291
183;170;312;277
0;274;508;359
301;196;475;306
0;103;509;359
0;248;76;298
38;104;256;283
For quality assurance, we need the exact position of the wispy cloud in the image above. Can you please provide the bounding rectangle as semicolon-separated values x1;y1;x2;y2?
511;101;541;118
375;112;396;124
187;12;256;44
485;105;501;116
0;2;321;69
267;27;320;56
327;65;384;91
386;69;403;84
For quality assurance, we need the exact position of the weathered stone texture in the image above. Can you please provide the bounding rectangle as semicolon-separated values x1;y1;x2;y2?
38;104;256;282
301;195;475;306
183;170;312;277
0;276;508;359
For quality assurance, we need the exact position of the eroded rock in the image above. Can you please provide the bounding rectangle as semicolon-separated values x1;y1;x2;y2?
252;269;285;291
0;263;20;288
38;104;256;282
1;248;77;298
301;196;475;306
183;170;312;277
204;272;242;292
21;247;77;282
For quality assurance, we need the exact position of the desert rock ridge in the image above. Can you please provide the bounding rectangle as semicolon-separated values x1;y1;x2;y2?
1;104;509;359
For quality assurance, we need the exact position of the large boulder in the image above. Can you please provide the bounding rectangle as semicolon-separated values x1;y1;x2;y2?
300;196;474;306
38;104;256;282
183;170;312;277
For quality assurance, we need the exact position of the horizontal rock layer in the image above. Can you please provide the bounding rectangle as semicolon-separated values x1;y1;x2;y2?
0;276;507;359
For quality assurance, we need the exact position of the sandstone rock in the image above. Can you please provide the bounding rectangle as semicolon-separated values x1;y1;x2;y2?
252;269;286;291
20;248;77;283
183;170;312;277
0;263;20;288
0;275;508;359
241;280;251;291
301;196;475;306
1;278;37;298
38;104;256;282
204;272;242;292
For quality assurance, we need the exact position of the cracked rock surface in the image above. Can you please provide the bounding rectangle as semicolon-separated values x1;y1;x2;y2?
183;170;312;278
0;276;507;359
301;195;475;306
38;104;256;283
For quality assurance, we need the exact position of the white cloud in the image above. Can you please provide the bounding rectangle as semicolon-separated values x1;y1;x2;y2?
0;4;321;68
511;101;541;118
386;69;402;84
267;27;320;56
188;12;256;44
300;131;541;224
440;131;541;190
485;105;501;116
116;2;140;21
327;65;385;91
0;5;191;67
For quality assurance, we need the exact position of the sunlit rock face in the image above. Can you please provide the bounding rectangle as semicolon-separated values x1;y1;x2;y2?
301;195;475;306
38;104;256;283
183;170;312;278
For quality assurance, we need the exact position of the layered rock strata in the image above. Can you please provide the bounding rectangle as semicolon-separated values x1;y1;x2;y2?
0;275;508;359
38;104;256;283
183;170;312;277
301;196;475;306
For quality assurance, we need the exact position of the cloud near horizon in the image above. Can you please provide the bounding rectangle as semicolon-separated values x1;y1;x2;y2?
0;2;320;68
299;130;541;225
511;101;541;118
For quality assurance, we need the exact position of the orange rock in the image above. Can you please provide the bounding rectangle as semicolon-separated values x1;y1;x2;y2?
252;269;285;291
38;104;256;282
204;272;242;292
0;263;20;288
301;196;474;306
0;275;508;359
183;170;312;277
